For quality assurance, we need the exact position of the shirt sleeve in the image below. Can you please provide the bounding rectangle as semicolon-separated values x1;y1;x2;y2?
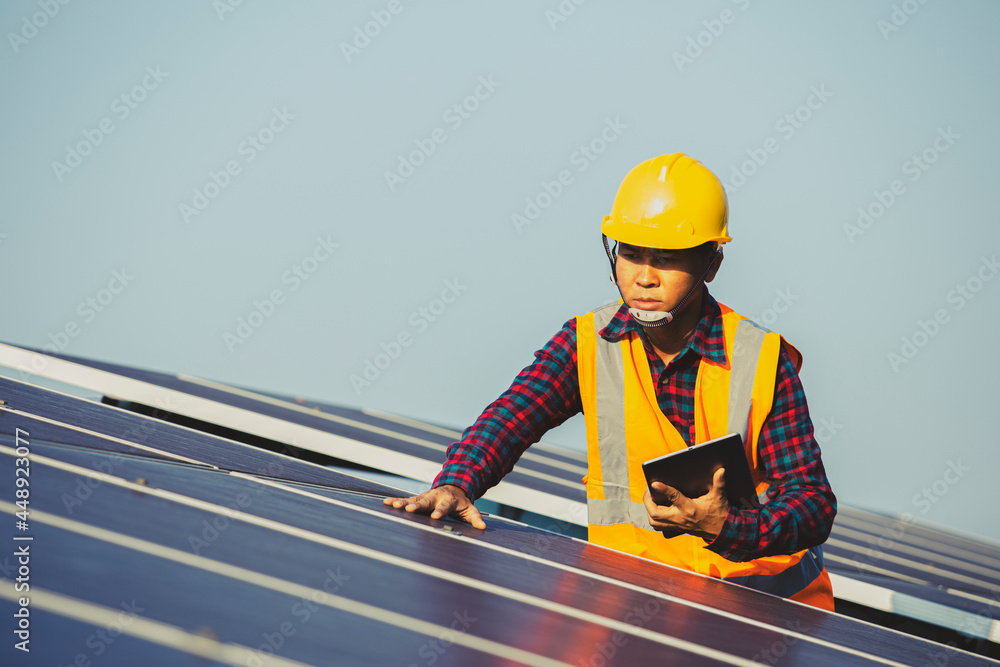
705;346;838;561
431;318;583;500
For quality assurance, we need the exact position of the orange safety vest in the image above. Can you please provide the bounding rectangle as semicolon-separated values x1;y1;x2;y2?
577;301;834;610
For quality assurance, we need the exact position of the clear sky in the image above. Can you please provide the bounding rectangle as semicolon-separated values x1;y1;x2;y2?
2;1;998;542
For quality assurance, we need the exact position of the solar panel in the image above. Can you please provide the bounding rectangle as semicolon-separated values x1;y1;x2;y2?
823;507;1000;645
0;342;586;524
0;434;992;665
1;343;999;664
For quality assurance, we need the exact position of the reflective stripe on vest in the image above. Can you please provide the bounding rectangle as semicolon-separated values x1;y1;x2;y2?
592;303;635;525
728;319;768;448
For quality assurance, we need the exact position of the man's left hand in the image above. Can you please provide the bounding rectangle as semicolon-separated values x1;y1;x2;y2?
643;467;730;540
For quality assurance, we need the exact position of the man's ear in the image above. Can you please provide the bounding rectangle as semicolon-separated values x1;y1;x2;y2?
705;248;723;284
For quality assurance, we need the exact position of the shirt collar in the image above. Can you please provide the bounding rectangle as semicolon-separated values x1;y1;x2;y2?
598;290;727;365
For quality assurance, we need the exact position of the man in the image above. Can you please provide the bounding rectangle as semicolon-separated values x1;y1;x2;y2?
385;153;837;610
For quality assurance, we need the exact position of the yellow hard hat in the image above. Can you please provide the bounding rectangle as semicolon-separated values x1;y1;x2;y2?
601;153;731;250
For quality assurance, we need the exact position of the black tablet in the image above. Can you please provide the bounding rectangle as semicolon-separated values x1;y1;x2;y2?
641;433;760;511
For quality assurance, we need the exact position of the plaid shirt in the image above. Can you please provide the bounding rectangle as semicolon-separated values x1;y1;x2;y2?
433;292;836;562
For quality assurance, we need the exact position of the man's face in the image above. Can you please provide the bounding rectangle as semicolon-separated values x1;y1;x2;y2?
615;242;721;314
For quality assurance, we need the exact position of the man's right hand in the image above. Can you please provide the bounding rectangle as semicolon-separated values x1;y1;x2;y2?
383;484;487;530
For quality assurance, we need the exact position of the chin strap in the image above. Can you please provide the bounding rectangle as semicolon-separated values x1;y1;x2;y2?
603;234;618;284
603;234;721;329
